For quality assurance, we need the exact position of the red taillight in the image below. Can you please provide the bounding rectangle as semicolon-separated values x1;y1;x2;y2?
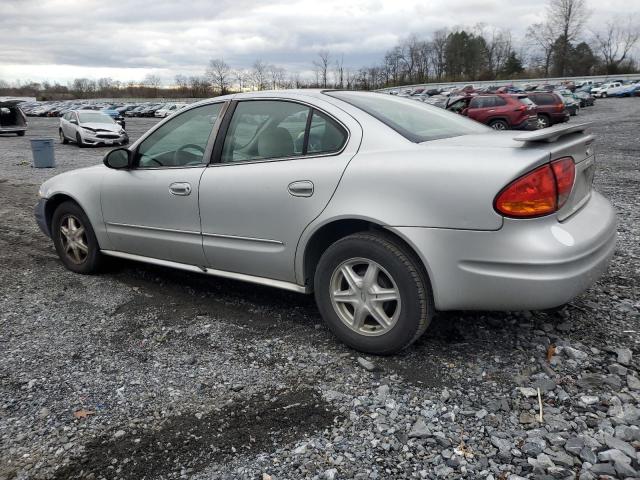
494;157;575;218
556;103;564;111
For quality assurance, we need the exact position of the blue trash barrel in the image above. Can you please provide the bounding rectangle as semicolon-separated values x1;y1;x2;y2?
30;139;56;168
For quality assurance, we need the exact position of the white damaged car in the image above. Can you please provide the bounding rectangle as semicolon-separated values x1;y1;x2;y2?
59;110;128;147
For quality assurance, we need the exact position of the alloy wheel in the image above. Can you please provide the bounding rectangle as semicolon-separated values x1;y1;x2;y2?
59;215;89;264
491;122;507;130
537;116;549;129
329;258;401;336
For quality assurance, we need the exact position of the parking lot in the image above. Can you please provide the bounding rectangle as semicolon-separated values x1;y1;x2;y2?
0;99;638;479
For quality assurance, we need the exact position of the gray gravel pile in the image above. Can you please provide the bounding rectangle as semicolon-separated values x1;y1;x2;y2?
0;99;638;479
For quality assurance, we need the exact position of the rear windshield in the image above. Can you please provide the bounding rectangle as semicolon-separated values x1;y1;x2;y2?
529;93;556;105
326;91;488;142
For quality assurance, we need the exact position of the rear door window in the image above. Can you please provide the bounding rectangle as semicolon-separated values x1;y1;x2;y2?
307;110;347;155
220;100;348;163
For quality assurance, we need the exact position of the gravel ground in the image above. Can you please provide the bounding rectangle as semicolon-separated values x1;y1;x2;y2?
0;100;638;480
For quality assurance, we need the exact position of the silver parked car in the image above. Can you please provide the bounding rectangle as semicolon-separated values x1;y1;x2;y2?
59;110;128;147
35;90;617;354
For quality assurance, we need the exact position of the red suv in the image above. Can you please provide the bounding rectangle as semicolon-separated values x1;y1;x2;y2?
525;92;570;129
446;94;538;130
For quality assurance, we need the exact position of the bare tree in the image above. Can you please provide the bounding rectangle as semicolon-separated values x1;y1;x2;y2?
143;74;162;97
233;69;248;91
547;0;590;75
594;19;640;74
206;58;231;95
175;74;189;96
251;60;268;90
334;54;345;88
268;64;286;89
430;29;448;81
526;22;557;76
313;50;331;88
478;26;512;78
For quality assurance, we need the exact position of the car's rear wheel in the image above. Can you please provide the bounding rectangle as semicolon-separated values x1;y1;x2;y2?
314;232;433;355
59;129;68;144
52;201;102;274
489;119;509;130
76;132;85;148
537;114;550;129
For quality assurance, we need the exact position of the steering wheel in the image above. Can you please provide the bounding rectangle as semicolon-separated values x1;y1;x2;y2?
173;144;205;165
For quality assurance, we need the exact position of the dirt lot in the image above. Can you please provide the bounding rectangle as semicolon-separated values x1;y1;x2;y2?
0;102;638;480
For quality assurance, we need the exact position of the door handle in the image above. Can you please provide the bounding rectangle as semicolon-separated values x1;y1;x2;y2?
288;180;314;197
169;182;192;196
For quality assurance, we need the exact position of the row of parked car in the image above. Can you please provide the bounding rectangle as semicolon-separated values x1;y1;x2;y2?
388;80;633;130
19;100;189;121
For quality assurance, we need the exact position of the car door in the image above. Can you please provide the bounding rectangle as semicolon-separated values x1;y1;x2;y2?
467;96;490;123
62;112;76;138
101;102;225;266
198;97;361;283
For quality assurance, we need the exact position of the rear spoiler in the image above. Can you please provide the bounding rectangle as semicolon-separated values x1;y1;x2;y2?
513;122;593;143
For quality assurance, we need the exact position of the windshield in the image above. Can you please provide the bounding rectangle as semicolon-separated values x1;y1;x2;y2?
326;91;488;142
77;112;113;124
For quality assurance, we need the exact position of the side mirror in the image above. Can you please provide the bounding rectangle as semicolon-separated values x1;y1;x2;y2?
104;148;131;169
70;119;78;125
461;108;469;116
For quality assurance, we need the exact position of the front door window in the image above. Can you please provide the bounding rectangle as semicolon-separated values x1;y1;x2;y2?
135;103;223;168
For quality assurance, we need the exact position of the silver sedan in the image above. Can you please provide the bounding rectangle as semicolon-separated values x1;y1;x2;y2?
35;90;617;354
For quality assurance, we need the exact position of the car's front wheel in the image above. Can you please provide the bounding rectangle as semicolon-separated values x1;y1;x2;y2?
51;201;102;274
76;132;85;148
314;232;433;355
59;129;68;144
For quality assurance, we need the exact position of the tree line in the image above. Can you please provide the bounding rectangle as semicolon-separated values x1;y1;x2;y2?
1;0;637;100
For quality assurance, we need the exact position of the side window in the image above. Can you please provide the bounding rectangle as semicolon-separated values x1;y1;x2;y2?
307;110;347;154
222;101;310;163
469;97;484;108
493;96;507;106
135;103;222;168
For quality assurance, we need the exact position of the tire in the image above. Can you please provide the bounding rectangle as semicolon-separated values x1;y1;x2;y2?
51;201;102;274
59;129;68;144
76;132;85;148
536;114;550;129
314;231;434;355
489;119;509;130
121;138;129;145
601;92;608;98
17;131;25;137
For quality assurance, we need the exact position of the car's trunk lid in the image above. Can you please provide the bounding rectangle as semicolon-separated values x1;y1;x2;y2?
422;122;596;224
514;123;595;221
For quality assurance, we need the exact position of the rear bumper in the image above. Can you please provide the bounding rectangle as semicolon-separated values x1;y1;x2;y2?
34;198;50;237
392;191;617;311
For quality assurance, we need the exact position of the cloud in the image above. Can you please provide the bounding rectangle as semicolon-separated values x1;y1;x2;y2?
0;0;636;83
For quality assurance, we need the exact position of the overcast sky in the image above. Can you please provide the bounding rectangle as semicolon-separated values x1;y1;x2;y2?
0;0;636;85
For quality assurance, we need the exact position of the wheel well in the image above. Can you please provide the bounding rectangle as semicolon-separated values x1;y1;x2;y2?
44;194;78;232
489;117;509;125
302;219;430;292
